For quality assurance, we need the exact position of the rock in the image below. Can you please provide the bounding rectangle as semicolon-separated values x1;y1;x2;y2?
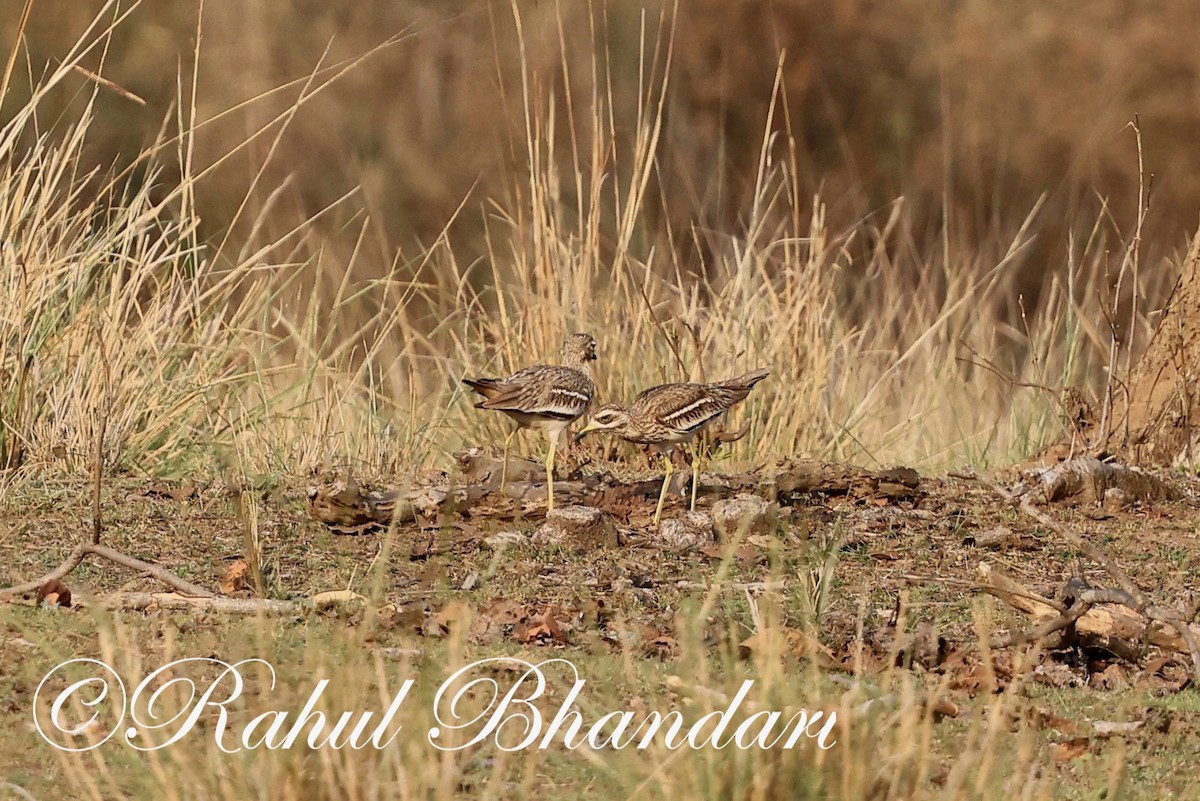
652;511;715;552
1030;456;1177;504
532;505;618;549
963;526;1033;549
1090;663;1130;692
454;447;542;486
1103;487;1129;512
709;493;777;538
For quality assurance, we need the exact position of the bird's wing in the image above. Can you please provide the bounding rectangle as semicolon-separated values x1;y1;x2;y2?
639;383;729;435
476;365;593;420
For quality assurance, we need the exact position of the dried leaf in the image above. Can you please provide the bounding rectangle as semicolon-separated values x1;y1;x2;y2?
37;579;72;608
739;626;829;661
1051;737;1091;762
220;559;249;595
513;605;570;645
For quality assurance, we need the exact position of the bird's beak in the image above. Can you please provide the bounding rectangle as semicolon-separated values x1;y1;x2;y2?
573;420;602;442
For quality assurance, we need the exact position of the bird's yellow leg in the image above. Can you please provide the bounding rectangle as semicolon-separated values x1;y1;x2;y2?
689;443;702;511
499;428;517;493
653;455;674;525
545;436;556;511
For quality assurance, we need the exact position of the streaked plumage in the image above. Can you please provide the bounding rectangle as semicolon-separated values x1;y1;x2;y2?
576;368;770;523
463;333;597;509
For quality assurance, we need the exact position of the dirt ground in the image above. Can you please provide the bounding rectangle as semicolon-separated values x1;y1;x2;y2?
2;460;1200;798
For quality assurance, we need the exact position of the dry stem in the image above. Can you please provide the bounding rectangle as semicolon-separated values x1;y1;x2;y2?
0;543;215;601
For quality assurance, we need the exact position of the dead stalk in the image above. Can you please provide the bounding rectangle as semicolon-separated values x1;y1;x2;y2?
0;543;215;601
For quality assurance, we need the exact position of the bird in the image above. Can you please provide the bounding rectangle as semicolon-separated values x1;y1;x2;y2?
462;333;597;510
575;367;770;524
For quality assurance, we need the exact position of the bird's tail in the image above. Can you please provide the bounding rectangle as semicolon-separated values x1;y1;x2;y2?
709;368;771;406
462;377;503;406
717;367;771;391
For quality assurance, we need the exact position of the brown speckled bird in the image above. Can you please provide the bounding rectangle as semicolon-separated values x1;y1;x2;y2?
463;333;597;509
575;368;770;523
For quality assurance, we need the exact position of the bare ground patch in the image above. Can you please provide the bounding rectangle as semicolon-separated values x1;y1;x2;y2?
2;461;1200;798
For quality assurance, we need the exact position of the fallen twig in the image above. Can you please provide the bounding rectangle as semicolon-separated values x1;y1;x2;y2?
972;564;1067;616
988;599;1091;650
947;468;1200;684
975;562;1200;684
981;474;1149;610
0;543;215;601
92;592;306;615
0;544;88;600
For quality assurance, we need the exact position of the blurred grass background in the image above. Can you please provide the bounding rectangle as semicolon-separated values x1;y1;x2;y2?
9;0;1199;274
3;0;1200;478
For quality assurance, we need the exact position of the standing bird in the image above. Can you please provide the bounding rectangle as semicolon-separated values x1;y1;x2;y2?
575;368;770;524
462;333;597;509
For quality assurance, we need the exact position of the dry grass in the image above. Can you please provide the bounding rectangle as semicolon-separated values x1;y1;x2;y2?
1;4;1198;799
0;3;1183;488
0;604;1031;800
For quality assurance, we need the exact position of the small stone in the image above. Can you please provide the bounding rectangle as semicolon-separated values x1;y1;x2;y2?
1032;661;1083;688
709;494;777;538
1090;663;1130;692
532;505;618;549
1103;487;1129;512
652;511;715;552
965;526;1018;549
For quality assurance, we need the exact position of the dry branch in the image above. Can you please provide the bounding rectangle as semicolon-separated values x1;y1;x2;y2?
0;543;88;599
764;460;921;501
307;458;921;534
982;473;1149;608
0;543;215;601
961;469;1200;683
974;563;1065;617
93;592;307;615
977;562;1200;683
